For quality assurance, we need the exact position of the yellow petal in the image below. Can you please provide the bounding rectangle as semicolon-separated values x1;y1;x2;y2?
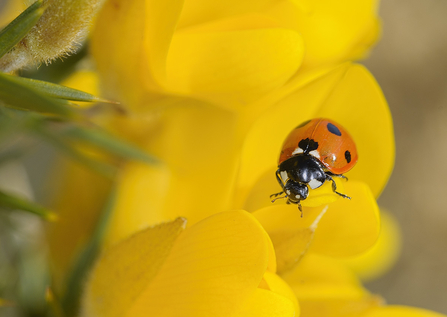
111;211;273;317
339;210;401;282
281;254;367;300
253;203;331;273
177;0;273;28
166;19;304;109
238;63;393;206
82;218;187;317
294;0;380;69
103;102;239;247
263;271;300;313
315;64;394;199
91;0;183;109
281;254;383;317
309;181;380;257
47;158;112;294
235;288;296;317
363;306;447;317
253;181;380;266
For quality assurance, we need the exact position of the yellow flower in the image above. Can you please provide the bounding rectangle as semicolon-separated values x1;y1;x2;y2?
49;0;393;301
91;0;380;112
339;210;402;282
102;63;393;250
82;210;298;317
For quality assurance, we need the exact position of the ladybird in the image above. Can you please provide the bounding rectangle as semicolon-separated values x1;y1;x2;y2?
271;118;358;214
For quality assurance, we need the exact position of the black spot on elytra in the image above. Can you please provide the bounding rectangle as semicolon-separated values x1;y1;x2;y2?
298;138;319;153
295;119;311;129
327;122;342;136
345;150;351;163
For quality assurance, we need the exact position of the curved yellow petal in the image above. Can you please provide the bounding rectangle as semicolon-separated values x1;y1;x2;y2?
253;204;331;272
238;64;351;205
263;271;300;313
315;64;394;199
82;218;187;317
166;23;304;110
281;254;383;317
91;0;183;109
47;158;112;294
252;181;380;267
177;0;273;28
339;210;402;282
363;306;447;317
104;102;239;247
124;211;273;317
238;63;393;206
281;254;367;300
235;288;296;317
309;181;380;257
294;0;380;69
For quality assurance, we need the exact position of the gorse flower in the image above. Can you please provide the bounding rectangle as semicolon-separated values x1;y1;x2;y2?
27;0;445;316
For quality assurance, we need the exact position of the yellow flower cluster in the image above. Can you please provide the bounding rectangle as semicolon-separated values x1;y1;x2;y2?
45;0;446;316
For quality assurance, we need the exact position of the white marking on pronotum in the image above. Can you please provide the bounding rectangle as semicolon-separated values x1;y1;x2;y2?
292;147;304;155
295;194;301;199
280;170;289;183
308;178;323;189
285;190;291;195
309;150;320;159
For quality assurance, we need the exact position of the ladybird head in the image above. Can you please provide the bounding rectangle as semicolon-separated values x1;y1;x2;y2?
284;180;309;203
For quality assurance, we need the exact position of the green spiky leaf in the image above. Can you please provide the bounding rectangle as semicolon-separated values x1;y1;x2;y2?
0;0;44;58
59;124;158;164
3;74;113;103
0;190;56;221
0;72;75;117
62;185;116;316
31;120;117;178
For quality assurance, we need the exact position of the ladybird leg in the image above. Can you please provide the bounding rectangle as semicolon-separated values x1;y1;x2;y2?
271;195;288;203
275;169;286;188
326;175;351;200
327;173;348;181
270;191;284;198
297;201;303;217
284;198;303;217
334;174;348;181
271;169;288;201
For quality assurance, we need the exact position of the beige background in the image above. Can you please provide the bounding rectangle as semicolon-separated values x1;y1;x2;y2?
364;0;447;313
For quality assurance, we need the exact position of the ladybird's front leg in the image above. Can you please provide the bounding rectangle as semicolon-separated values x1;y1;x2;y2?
270;191;284;198
326;175;351;200
275;168;286;188
270;191;287;203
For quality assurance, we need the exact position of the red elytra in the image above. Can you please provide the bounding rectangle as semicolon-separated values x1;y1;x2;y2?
278;118;358;175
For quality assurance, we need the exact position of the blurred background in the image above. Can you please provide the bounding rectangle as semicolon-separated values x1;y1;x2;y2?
1;0;447;315
364;0;447;313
